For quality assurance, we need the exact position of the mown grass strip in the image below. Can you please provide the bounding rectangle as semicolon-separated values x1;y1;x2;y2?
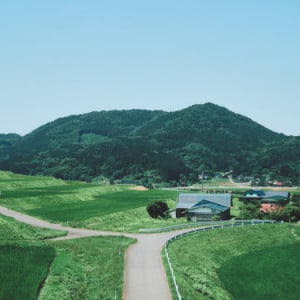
166;224;298;300
0;214;67;241
218;242;300;300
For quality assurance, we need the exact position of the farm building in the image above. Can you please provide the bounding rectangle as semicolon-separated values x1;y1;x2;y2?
176;193;232;221
239;190;290;204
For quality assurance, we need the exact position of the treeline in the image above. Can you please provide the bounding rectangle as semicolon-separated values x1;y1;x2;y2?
239;194;300;222
0;103;299;184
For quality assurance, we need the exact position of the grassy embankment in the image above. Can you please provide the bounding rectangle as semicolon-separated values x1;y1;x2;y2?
0;211;135;300
0;212;64;300
0;171;184;232
0;171;136;299
165;223;300;300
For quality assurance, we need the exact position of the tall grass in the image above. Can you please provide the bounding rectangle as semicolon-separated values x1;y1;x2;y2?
0;204;135;299
0;214;67;241
40;236;136;300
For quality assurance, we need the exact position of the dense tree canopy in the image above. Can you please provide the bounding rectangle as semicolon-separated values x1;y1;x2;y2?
0;104;299;184
146;201;169;219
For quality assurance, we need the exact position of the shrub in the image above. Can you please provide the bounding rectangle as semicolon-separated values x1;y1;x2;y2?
146;201;169;219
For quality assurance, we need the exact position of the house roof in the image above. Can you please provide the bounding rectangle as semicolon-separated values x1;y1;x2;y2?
188;199;228;213
260;203;282;213
176;193;232;209
243;189;265;197
242;190;289;201
264;191;289;199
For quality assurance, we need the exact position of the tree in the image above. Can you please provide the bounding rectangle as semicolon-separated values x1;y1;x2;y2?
146;201;169;219
239;200;262;220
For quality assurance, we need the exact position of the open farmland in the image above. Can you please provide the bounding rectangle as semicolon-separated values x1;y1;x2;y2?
165;224;300;300
0;212;135;300
0;171;183;232
0;213;62;300
0;245;55;300
218;243;300;300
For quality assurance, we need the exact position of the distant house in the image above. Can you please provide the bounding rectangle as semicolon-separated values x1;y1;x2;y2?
260;203;282;213
239;189;290;212
176;193;232;221
273;180;283;187
239;189;290;204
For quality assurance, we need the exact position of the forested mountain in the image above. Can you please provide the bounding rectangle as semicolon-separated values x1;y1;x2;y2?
0;103;299;184
0;134;22;159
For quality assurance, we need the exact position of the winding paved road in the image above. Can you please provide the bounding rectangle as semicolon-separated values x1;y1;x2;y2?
0;205;193;300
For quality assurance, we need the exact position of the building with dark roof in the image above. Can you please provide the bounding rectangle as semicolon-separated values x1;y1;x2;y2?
176;193;232;220
239;189;290;204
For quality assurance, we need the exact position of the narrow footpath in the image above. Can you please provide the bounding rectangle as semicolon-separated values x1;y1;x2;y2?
0;205;193;300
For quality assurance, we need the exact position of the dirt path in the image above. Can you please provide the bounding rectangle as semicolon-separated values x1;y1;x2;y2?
0;205;193;300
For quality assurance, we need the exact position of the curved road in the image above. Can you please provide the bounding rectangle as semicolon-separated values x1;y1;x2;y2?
0;205;193;300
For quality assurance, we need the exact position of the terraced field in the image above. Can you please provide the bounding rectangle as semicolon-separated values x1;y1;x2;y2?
0;171;182;232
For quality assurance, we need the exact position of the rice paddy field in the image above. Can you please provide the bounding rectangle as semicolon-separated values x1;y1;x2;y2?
0;244;55;300
0;171;184;232
0;171;137;299
165;223;300;300
2;171;300;300
0;211;135;300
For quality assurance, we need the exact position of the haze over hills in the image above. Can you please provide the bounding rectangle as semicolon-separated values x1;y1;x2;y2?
0;103;299;185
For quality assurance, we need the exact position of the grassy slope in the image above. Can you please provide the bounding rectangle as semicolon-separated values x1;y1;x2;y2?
41;236;135;300
166;224;299;300
0;172;137;299
0;214;66;241
0;171;184;232
0;214;61;300
218;243;300;300
0;210;135;300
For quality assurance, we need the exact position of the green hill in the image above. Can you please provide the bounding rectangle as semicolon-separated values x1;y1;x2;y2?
0;134;22;158
0;103;298;184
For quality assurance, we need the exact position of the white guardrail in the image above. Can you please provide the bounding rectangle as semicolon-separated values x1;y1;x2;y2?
164;220;281;300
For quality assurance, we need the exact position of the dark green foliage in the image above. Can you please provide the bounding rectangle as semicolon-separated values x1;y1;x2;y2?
0;133;22;158
218;243;300;300
0;245;55;300
268;204;300;222
146;201;169;219
238;200;262;220
291;193;300;206
0;103;298;183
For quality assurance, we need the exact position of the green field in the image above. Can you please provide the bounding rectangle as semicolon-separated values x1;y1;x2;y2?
41;236;134;300
165;224;300;300
0;245;55;300
2;171;300;299
218;243;300;300
0;171;185;232
0;194;135;299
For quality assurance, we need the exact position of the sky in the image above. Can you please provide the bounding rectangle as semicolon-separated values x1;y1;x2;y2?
1;1;299;136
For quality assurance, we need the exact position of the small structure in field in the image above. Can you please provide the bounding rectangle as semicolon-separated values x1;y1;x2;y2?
176;193;232;221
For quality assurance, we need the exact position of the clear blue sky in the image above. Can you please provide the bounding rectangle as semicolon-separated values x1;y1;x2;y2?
1;1;299;136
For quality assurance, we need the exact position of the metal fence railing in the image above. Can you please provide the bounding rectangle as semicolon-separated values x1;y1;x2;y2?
139;219;280;233
164;220;281;300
